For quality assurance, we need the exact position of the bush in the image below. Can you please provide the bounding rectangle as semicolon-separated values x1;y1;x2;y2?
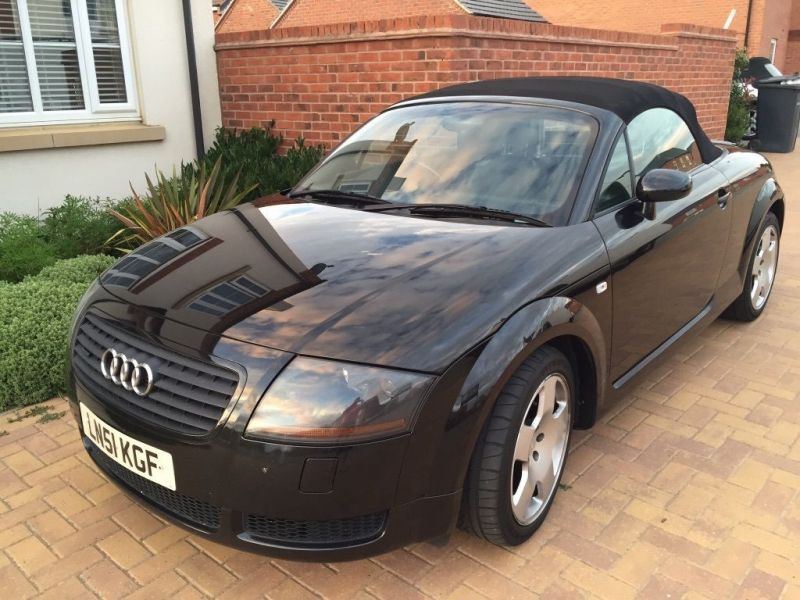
726;49;751;144
41;196;119;259
0;213;56;283
200;123;324;202
0;254;115;410
109;157;256;248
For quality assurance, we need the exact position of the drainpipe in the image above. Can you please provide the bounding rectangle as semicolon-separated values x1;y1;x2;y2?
181;0;205;159
744;0;754;50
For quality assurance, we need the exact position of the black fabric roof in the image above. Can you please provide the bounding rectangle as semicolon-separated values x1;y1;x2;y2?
412;77;722;163
459;0;546;22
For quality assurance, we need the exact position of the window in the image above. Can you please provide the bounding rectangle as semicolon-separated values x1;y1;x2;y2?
596;133;633;213
770;38;778;63
189;276;271;317
102;228;205;289
0;0;136;126
294;102;598;226
627;108;702;178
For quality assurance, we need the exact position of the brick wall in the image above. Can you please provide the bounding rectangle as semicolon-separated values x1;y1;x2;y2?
274;0;463;28
748;0;792;69
787;31;800;73
216;0;279;34
215;15;737;148
532;0;797;69
533;0;752;44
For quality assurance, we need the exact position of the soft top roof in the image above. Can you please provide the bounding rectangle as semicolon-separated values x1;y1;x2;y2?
410;77;722;163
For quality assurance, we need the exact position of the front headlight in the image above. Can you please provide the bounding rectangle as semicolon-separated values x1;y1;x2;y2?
245;357;433;444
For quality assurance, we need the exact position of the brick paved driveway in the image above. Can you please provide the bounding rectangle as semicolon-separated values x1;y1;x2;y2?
1;152;799;600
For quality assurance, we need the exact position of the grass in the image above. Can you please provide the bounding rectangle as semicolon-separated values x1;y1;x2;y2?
8;404;53;423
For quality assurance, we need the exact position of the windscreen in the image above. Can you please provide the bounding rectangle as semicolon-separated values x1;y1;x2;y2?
293;102;598;225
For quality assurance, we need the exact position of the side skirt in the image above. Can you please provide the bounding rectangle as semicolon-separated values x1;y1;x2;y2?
612;300;714;390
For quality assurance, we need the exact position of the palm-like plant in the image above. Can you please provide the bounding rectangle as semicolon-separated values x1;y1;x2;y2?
109;157;256;250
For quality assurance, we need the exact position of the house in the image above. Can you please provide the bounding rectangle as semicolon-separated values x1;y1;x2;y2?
216;0;289;33
273;0;545;28
788;1;800;72
0;0;222;216
532;0;797;71
270;0;545;28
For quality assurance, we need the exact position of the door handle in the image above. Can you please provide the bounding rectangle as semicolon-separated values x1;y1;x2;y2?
717;188;731;209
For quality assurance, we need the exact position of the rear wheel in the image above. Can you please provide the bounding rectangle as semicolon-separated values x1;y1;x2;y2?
461;346;574;545
725;212;780;322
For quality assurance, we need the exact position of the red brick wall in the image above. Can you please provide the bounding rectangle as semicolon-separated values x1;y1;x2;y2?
215;15;737;148
275;0;464;28
533;0;751;44
787;32;800;73
748;0;792;69
216;0;279;34
533;0;796;68
783;0;800;73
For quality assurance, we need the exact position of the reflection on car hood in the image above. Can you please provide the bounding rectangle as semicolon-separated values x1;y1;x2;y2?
99;198;605;372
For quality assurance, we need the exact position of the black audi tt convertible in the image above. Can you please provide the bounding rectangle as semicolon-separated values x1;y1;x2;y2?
67;77;784;560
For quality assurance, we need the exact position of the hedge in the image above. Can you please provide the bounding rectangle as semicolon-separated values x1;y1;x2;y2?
0;254;115;411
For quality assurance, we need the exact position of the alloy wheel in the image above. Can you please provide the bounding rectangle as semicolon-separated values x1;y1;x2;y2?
750;225;779;311
509;373;571;526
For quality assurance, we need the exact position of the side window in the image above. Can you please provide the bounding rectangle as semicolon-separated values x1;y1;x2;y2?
597;134;633;213
627;108;703;179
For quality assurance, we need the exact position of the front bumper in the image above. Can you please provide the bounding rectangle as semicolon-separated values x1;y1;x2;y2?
67;315;466;562
69;385;461;560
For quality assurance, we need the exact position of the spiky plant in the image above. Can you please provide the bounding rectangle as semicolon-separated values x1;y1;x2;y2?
109;157;256;250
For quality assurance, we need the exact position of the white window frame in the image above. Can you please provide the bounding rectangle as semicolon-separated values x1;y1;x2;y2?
769;38;778;63
0;0;138;127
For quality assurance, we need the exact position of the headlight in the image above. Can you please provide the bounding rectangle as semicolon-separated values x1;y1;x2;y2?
245;357;433;443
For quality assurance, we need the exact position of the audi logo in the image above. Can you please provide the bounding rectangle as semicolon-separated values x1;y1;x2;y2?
100;348;155;397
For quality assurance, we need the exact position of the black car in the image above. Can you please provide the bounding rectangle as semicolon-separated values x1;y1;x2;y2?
66;77;784;560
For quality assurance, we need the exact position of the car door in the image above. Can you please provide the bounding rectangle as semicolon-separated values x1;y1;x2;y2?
592;109;732;383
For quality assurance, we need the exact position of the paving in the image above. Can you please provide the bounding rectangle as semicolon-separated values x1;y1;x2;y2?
0;151;798;599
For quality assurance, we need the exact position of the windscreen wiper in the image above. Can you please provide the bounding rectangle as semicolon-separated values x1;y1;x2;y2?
288;189;391;206
366;203;551;227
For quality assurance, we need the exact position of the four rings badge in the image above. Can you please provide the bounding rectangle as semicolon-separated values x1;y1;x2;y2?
100;348;155;397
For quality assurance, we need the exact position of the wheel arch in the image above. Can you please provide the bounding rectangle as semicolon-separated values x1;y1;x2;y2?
769;196;785;232
545;334;598;429
740;178;784;278
421;296;608;498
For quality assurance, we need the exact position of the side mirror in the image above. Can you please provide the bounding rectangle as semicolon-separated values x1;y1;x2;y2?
636;169;692;219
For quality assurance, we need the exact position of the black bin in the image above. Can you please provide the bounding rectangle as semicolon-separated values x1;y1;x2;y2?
754;78;800;153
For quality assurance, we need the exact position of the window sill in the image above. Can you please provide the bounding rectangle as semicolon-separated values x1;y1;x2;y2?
0;122;166;153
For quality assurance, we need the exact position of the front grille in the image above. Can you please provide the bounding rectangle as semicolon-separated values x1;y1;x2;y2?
89;443;221;530
72;312;240;435
244;512;386;548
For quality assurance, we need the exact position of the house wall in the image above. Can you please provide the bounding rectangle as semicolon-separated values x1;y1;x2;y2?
274;0;464;28
217;0;280;34
215;16;737;149
0;0;222;216
533;0;793;70
748;0;792;68
785;0;800;72
533;0;752;41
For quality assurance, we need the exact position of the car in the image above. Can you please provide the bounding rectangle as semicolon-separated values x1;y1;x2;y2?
66;77;784;561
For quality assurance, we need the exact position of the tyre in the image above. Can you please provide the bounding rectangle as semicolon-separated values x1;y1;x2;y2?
461;346;574;546
724;211;780;322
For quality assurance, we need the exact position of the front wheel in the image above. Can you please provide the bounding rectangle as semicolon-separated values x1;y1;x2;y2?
724;211;780;322
461;346;574;546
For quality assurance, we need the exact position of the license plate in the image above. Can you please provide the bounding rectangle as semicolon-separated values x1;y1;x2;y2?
80;403;176;491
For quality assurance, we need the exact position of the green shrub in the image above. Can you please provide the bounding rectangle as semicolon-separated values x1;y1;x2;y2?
41;196;119;258
0;254;115;410
726;49;751;144
199;123;324;202
109;157;256;249
0;213;56;283
33;254;116;285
